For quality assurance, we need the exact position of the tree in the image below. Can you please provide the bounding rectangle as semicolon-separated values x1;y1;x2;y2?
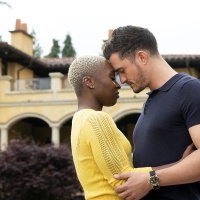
0;1;11;7
30;29;43;58
46;39;60;58
62;33;76;57
0;139;84;200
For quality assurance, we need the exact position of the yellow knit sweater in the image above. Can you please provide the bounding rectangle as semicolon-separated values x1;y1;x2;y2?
71;109;151;200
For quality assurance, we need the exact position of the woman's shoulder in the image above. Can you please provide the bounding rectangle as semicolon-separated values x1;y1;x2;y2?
92;110;112;119
78;109;112;121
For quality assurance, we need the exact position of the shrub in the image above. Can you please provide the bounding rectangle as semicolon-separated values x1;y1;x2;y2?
0;139;84;200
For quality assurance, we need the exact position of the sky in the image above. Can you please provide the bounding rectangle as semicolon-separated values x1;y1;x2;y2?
1;0;200;57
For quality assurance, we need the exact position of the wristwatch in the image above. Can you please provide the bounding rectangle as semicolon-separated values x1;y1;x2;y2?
148;170;160;190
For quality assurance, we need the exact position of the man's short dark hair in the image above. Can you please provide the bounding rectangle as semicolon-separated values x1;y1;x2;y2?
103;25;159;61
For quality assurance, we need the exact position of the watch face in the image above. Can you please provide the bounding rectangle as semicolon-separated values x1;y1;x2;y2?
150;176;159;184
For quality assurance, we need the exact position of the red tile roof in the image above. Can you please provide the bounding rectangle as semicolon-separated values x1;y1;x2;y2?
1;41;200;72
39;57;75;67
162;54;200;61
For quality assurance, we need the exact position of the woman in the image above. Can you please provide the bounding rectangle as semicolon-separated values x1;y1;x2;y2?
68;55;193;200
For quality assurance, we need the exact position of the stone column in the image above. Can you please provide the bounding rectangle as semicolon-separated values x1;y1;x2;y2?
0;76;13;93
1;127;8;151
49;72;64;100
51;126;60;146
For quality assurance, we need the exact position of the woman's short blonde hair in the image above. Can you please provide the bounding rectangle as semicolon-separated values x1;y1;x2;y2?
68;55;106;96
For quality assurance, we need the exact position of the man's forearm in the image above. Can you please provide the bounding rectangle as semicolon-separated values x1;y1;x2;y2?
157;149;200;186
153;162;178;170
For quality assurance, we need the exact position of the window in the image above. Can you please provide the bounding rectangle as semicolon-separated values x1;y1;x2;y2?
2;60;7;75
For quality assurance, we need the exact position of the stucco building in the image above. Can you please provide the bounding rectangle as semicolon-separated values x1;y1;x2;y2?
0;19;200;150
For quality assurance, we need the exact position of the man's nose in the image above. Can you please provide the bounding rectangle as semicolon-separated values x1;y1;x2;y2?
120;75;126;84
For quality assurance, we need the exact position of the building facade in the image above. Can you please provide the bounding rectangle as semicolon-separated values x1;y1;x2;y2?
0;20;200;150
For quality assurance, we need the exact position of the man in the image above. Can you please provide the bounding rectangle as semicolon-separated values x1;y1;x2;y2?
103;26;200;200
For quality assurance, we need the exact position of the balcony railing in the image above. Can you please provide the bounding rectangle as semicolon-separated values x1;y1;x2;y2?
63;74;128;89
15;78;51;91
13;72;150;92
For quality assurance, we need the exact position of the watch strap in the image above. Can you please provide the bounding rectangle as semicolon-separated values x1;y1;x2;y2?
150;170;155;176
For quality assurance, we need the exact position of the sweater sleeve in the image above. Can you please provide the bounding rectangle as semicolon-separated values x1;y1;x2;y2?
83;112;151;188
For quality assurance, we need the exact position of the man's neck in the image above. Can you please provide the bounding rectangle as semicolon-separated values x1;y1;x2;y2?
149;57;177;91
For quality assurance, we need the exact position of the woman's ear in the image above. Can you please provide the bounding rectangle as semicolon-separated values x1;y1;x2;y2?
82;76;95;89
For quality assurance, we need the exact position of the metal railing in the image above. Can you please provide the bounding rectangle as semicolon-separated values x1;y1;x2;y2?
63;74;128;89
15;78;51;91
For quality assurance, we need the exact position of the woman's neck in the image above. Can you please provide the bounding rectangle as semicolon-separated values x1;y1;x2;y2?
78;97;103;111
78;103;102;112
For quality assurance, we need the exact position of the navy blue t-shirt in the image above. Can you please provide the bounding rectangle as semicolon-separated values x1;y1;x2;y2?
133;73;200;200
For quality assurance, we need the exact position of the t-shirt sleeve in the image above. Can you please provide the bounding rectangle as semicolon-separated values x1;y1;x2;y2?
180;79;200;128
83;112;151;188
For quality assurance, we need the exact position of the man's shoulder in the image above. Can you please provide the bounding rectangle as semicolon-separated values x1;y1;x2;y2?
173;73;200;91
178;73;199;83
178;74;200;89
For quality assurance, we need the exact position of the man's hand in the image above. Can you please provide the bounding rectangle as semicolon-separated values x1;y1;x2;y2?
114;171;152;200
181;143;196;160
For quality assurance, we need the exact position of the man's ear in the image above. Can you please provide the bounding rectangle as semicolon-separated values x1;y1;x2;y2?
82;76;95;89
136;51;148;65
